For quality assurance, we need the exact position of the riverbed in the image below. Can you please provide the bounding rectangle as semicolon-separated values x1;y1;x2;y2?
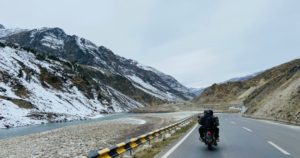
0;111;198;158
0;113;131;140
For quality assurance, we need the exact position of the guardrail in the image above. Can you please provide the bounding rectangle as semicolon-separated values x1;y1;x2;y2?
85;115;196;158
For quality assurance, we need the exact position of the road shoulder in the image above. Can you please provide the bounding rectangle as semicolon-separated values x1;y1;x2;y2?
154;124;199;158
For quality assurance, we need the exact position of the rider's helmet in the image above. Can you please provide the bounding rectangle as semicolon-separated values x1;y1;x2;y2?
204;110;209;116
207;110;214;116
204;109;213;116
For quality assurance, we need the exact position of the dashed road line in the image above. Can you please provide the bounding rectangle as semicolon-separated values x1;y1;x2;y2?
242;127;253;132
268;141;291;155
230;121;236;125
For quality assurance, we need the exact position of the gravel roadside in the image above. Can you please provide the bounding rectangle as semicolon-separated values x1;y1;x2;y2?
0;112;195;158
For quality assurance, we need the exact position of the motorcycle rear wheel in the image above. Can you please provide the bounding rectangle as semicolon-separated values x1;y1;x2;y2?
207;144;213;150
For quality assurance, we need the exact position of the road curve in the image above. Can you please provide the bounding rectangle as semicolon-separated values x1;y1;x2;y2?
157;114;300;158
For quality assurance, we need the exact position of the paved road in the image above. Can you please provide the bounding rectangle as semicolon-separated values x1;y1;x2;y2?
158;114;300;158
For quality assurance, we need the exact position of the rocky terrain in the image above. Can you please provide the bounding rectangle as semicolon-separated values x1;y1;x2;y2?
0;24;195;128
193;59;300;124
0;112;195;158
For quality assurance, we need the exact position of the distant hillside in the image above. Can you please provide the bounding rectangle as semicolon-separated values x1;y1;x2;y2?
224;71;262;82
189;87;204;96
193;59;300;124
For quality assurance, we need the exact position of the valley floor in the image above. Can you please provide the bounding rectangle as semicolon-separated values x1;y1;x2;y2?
0;112;197;158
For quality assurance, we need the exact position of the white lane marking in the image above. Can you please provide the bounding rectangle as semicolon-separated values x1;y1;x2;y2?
268;141;291;155
161;124;198;158
230;121;236;125
225;118;228;121
242;127;253;132
260;120;300;131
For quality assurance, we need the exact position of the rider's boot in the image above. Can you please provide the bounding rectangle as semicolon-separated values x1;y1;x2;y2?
199;137;204;142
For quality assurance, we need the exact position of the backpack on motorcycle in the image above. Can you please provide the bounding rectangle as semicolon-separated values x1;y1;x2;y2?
213;116;219;126
203;115;214;128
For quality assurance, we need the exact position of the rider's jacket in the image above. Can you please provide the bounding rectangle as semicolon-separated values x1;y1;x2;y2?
198;115;219;128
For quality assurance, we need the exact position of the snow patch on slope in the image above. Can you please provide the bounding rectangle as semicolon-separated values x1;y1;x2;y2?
0;99;42;128
0;46;143;128
127;74;178;101
137;63;192;98
41;33;64;49
76;37;98;54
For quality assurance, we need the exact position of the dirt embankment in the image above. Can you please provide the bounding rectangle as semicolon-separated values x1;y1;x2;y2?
243;71;300;124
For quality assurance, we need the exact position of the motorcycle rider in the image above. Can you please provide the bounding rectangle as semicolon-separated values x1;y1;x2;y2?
198;109;219;142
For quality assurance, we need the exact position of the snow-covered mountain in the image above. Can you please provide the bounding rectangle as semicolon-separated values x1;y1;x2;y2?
189;87;204;96
0;24;25;38
0;26;194;100
0;43;145;128
0;24;194;128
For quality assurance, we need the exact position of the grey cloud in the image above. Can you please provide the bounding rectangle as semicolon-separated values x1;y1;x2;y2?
0;0;300;87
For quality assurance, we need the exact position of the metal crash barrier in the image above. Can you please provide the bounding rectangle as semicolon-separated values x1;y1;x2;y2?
85;115;196;158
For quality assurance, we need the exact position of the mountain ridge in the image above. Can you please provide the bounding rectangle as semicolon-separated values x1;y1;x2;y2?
0;26;194;100
0;25;194;128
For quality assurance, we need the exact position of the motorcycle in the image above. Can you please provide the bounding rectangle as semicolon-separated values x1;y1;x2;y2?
203;129;217;150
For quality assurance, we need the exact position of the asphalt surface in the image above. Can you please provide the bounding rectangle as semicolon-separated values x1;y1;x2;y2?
158;114;300;158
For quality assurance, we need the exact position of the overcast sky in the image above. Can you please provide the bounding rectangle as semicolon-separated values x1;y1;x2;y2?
1;0;300;88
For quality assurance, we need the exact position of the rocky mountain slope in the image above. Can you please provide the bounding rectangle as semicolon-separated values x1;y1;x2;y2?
0;25;194;128
193;59;300;124
0;26;194;101
0;42;144;128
